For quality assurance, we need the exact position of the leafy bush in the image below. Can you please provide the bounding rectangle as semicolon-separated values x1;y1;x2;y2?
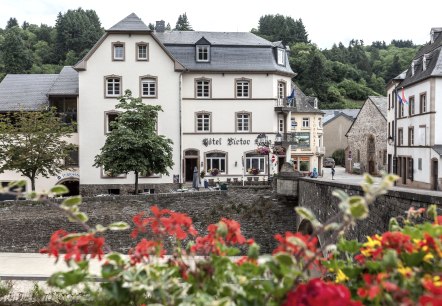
332;149;345;166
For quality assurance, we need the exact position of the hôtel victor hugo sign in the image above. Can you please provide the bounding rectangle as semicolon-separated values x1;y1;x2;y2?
202;137;251;147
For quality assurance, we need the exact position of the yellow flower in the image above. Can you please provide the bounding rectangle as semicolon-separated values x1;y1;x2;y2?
433;276;442;287
363;235;381;249
336;269;349;283
397;266;412;277
423;252;434;263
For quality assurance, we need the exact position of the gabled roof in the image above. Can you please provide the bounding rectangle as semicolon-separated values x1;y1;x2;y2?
107;13;151;33
345;96;387;136
48;66;78;96
323;112;356;126
433;145;442;156
0;74;58;112
195;37;211;45
400;28;442;87
369;96;387;118
291;83;324;114
323;109;360;124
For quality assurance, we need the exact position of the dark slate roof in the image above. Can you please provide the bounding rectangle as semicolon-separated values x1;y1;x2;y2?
369;96;387;118
154;31;294;75
433;145;442;156
400;28;442;87
107;13;150;32
48;66;78;96
292;83;324;114
323;109;360;124
155;31;273;46
0;74;58;111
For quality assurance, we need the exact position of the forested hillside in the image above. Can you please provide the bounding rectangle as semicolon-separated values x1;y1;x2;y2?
0;11;420;109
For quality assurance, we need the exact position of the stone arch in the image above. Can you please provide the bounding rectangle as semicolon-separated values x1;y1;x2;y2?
56;178;79;196
297;218;322;248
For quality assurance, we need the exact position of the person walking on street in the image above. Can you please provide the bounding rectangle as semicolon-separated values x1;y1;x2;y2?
331;165;335;180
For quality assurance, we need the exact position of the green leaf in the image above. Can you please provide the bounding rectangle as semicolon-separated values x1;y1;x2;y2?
108;222;130;231
47;269;88;289
295;207;317;221
388;218;401;232
61;233;87;242
274;253;294;266
348;196;368;219
8;180;27;188
106;253;125;265
363;173;374;185
402;252;424;267
62;196;82;207
95;224;107;232
337;238;362;254
382;249;398;269
50;185;69;195
427;204;438;220
332;189;349;202
74;212;89;223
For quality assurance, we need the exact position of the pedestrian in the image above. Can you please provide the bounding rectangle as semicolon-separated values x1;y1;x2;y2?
331;165;335;180
192;166;199;191
310;167;318;178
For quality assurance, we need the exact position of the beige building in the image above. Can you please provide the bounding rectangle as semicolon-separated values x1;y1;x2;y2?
345;96;387;175
323;110;359;158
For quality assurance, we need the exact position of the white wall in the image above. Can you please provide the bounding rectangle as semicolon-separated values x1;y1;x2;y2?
78;33;181;185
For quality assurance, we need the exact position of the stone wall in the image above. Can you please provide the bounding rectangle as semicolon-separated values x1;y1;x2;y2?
0;187;297;254
297;178;442;242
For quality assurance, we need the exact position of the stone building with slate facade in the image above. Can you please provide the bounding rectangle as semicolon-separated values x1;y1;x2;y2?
387;27;442;190
0;13;324;195
345;96;387;175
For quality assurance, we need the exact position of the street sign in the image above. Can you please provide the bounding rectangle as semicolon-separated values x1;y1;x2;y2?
271;155;276;163
348;150;352;160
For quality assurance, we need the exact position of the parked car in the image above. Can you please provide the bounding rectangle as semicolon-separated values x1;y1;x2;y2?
323;157;335;168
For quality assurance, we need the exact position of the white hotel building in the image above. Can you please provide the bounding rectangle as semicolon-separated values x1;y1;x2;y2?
0;13;324;196
387;27;442;190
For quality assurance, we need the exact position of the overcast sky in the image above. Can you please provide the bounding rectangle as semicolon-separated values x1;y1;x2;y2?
1;0;440;49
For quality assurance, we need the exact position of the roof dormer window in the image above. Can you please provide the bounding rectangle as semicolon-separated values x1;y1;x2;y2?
411;61;415;76
422;55;427;71
277;48;285;66
196;45;210;62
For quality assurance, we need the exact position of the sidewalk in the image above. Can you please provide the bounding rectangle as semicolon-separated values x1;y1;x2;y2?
0;253;102;280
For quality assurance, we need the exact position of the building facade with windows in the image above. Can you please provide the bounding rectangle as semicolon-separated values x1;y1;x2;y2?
0;66;80;195
387;28;442;190
0;13;325;195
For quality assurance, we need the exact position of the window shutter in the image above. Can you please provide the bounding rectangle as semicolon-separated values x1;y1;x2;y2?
408;158;414;181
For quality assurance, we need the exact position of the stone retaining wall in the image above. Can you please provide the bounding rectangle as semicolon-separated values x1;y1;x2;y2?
0;187;296;254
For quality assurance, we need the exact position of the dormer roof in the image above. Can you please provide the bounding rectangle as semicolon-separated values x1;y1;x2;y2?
107;13;151;33
195;37;211;45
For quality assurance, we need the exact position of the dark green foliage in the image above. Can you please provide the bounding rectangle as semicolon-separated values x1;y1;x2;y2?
1;27;33;73
391;39;415;48
5;17;18;29
54;8;104;64
332;149;345;166
175;13;193;31
94;90;174;193
252;14;308;45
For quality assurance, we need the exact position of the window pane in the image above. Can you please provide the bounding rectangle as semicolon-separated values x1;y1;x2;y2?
114;45;124;59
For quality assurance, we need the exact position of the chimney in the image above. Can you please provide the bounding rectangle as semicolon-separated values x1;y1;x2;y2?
155;20;165;33
430;27;442;43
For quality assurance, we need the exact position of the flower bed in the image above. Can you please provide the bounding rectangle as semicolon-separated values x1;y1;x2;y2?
4;174;440;305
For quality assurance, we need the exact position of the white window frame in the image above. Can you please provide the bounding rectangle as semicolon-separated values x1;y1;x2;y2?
236;79;250;98
236;113;250;132
196;112;211;132
105;112;120;134
105;77;121;97
196;45;210;62
136;43;149;61
278;82;286;99
277;48;285;65
420;93;427;113
206;152;226;173
141;77;157;98
196;79;211;98
112;42;125;61
318;118;322;128
246;154;266;174
302;117;310;128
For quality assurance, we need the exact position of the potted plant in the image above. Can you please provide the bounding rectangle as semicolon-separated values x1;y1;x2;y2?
209;168;219;176
200;170;206;179
248;168;259;175
256;146;270;155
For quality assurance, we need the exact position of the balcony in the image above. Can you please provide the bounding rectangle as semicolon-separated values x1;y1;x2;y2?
316;146;326;156
274;98;296;112
280;132;310;147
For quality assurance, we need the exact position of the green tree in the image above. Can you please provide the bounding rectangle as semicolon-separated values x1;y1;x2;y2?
174;13;193;31
252;14;308;46
94;90;174;193
54;8;104;63
5;17;18;29
0;108;77;191
1;27;33;73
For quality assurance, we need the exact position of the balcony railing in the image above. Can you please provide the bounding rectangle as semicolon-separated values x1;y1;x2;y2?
275;98;296;110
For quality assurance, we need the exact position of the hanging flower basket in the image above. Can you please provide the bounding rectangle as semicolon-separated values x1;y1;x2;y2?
273;146;286;155
256;146;270;155
209;168;219;176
